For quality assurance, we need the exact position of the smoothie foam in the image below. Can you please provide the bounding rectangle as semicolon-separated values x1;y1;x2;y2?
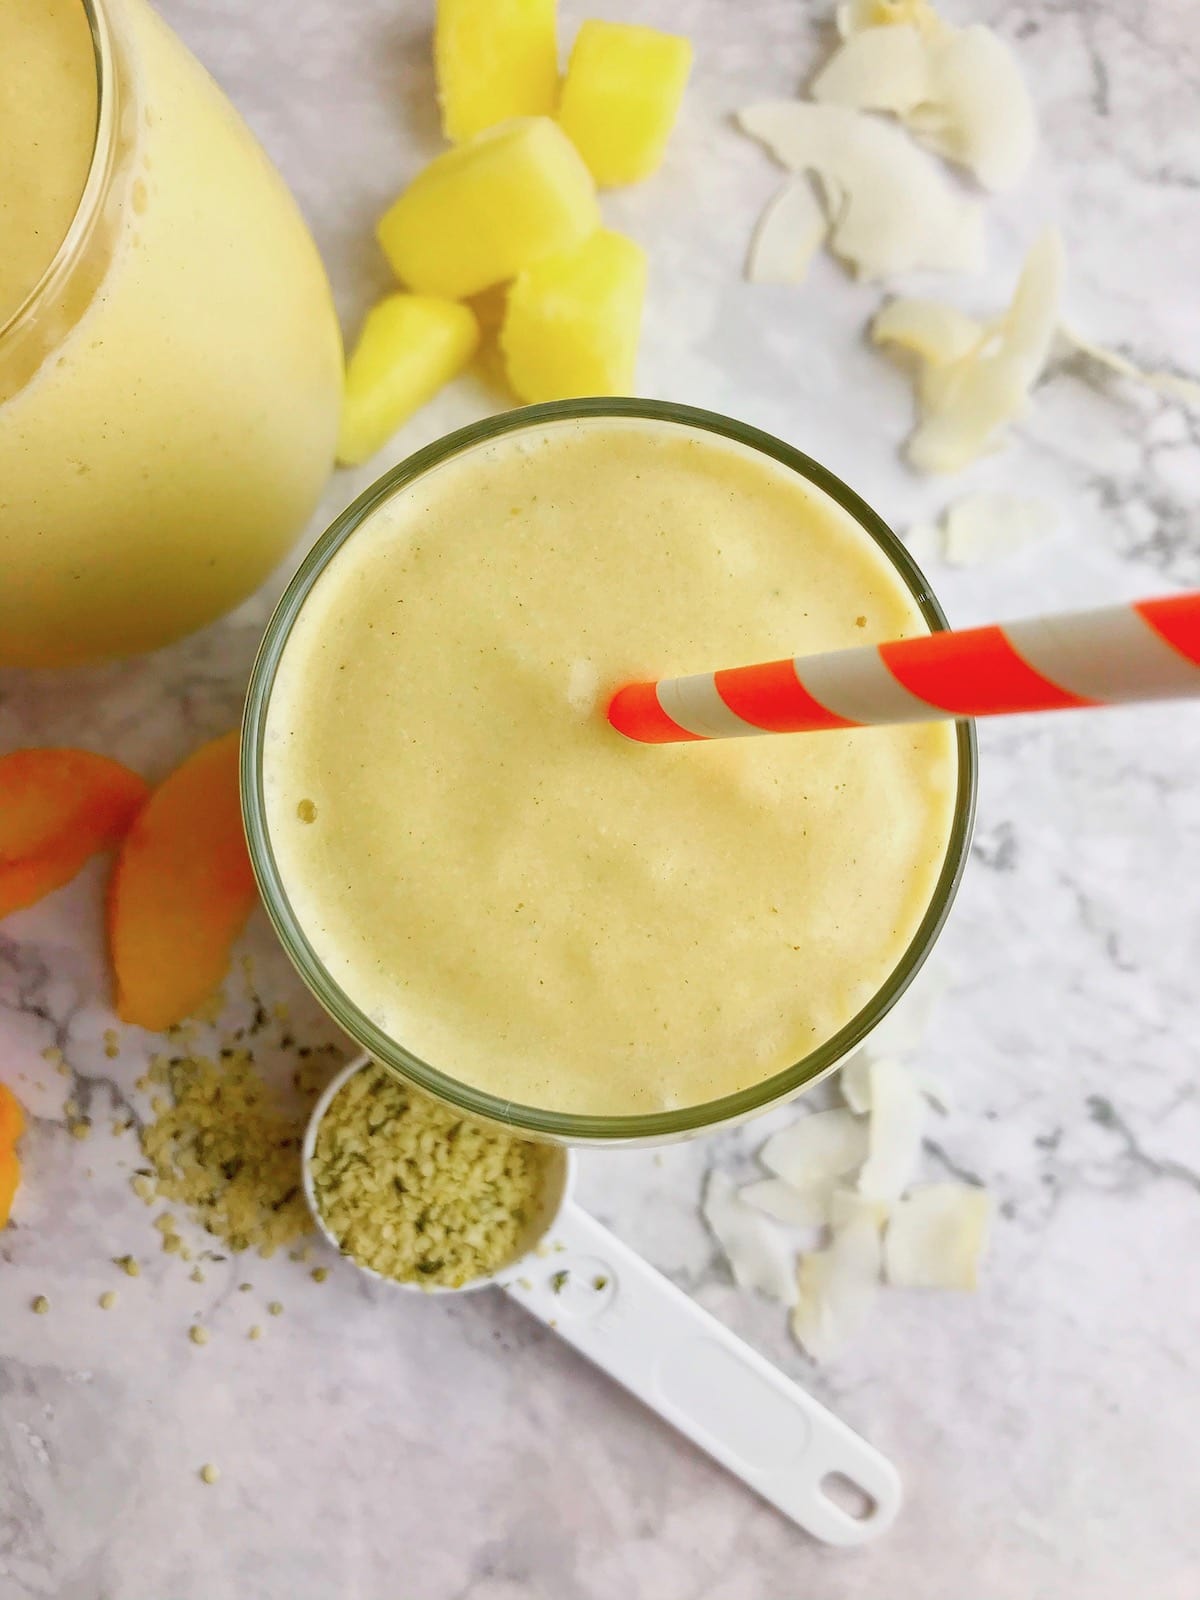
263;418;957;1117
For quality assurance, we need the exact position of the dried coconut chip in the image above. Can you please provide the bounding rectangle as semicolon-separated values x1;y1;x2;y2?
885;1182;991;1288
874;227;1064;473
814;20;1035;192
790;1192;883;1361
857;1057;925;1202
1059;327;1200;408
759;1107;868;1190
941;492;1058;566
703;1170;797;1306
870;297;983;368
738;1176;831;1230
746;178;829;284
839;1052;873;1115
737;101;983;280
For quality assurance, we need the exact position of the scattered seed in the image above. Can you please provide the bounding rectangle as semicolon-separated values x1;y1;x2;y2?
31;1295;49;1314
248;1325;263;1341
199;1463;220;1485
70;1121;91;1141
64;1099;79;1119
114;1255;141;1277
310;1267;328;1283
189;1267;205;1284
188;1325;209;1346
267;1301;283;1317
99;1291;117;1310
238;1282;253;1293
135;1045;332;1256
103;1030;120;1059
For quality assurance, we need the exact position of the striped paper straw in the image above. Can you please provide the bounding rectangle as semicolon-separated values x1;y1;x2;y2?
607;592;1200;743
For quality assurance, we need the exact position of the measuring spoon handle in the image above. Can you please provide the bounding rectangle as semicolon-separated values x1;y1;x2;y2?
502;1200;900;1544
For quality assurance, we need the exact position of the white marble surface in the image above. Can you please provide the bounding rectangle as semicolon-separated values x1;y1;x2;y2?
3;1;1200;1595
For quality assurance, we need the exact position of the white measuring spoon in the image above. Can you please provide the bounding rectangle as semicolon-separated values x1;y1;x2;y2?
303;1056;901;1546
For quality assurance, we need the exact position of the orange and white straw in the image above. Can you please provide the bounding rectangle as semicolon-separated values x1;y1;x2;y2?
607;592;1200;743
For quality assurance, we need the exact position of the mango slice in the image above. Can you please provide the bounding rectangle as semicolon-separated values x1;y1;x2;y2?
436;0;559;143
0;749;148;920
0;1084;25;1151
0;1151;19;1228
377;117;599;299
108;731;257;1032
500;228;646;402
337;295;480;467
558;21;693;187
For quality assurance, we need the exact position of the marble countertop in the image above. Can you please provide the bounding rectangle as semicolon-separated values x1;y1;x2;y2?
3;1;1200;1596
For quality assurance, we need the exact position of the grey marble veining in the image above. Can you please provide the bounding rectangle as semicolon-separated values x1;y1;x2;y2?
2;2;1199;1596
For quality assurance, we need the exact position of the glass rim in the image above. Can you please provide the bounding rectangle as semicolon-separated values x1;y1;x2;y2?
0;0;115;348
241;399;978;1143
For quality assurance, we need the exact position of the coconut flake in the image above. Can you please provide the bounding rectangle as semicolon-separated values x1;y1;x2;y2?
791;1194;883;1361
760;1107;869;1189
1060;327;1200;408
815;14;1036;193
901;520;942;567
860;962;947;1063
703;1170;798;1305
885;1182;991;1288
941;491;1059;566
881;226;1064;473
812;24;929;113
871;297;983;367
740;1177;831;1230
858;1057;925;1201
839;1052;874;1114
912;26;1037;193
737;102;984;280
746;179;829;284
829;1186;890;1231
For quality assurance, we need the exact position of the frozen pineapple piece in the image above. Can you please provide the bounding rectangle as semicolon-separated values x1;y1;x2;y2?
377;118;599;299
436;0;559;143
336;295;480;467
500;228;646;402
558;21;693;187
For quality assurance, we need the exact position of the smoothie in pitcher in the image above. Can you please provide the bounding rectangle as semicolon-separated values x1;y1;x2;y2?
0;0;342;666
260;415;959;1118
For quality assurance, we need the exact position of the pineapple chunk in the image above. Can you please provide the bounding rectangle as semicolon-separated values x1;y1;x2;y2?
558;21;693;187
336;294;480;467
377;117;599;299
500;228;646;402
436;0;559;143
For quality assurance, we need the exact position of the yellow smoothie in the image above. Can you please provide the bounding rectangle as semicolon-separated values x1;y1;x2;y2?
0;0;343;666
0;0;98;325
262;417;959;1118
